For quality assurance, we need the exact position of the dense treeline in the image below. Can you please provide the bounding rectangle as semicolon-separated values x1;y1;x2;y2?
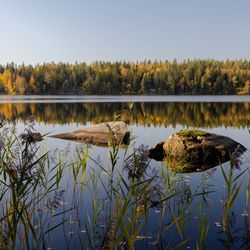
0;102;249;128
0;60;250;95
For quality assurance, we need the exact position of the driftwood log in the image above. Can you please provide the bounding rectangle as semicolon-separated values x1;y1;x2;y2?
50;121;130;146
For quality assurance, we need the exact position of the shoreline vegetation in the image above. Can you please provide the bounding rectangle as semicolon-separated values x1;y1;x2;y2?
0;59;250;95
0;121;249;249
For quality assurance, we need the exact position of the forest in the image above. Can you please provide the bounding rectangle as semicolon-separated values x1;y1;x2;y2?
0;59;250;95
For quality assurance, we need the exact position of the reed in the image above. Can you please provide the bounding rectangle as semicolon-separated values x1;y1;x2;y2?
0;120;249;249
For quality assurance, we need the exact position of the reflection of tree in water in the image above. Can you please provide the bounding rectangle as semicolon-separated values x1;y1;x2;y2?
0;102;249;128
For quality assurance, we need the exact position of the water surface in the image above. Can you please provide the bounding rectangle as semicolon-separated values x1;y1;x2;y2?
0;95;249;249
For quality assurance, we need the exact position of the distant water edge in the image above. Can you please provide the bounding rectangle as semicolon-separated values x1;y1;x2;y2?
0;95;249;103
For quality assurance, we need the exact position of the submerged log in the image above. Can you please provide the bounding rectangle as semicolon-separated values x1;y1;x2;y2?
148;130;247;173
50;121;130;146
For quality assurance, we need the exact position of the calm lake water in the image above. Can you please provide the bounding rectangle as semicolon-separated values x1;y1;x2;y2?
0;95;249;249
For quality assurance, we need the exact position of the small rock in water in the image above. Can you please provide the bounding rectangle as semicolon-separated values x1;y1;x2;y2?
50;121;130;147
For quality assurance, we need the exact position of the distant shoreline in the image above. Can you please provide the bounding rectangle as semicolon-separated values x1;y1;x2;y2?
0;95;249;103
1;60;250;95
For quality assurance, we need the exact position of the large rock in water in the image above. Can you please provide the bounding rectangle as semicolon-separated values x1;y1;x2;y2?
148;130;247;173
50;121;130;146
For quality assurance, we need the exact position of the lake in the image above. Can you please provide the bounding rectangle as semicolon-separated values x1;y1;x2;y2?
0;95;249;249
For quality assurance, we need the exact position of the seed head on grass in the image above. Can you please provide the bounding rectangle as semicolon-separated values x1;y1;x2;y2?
124;144;150;180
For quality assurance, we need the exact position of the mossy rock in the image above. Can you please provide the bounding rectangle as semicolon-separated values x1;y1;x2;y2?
148;130;247;173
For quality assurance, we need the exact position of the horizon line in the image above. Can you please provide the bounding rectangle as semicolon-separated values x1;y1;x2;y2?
1;57;250;67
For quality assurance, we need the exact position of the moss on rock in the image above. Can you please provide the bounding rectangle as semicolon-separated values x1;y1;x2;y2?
176;130;208;137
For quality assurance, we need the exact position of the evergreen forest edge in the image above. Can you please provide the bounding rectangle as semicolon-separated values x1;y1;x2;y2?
0;59;250;95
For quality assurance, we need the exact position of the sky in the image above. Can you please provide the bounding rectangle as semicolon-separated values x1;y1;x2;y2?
0;0;250;65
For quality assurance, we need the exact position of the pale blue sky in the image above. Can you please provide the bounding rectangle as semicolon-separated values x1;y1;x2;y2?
0;0;249;64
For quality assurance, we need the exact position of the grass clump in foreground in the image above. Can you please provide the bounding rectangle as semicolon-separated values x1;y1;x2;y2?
0;121;249;249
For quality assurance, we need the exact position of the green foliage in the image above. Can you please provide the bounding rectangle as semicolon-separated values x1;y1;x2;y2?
0;123;64;249
0;59;250;94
